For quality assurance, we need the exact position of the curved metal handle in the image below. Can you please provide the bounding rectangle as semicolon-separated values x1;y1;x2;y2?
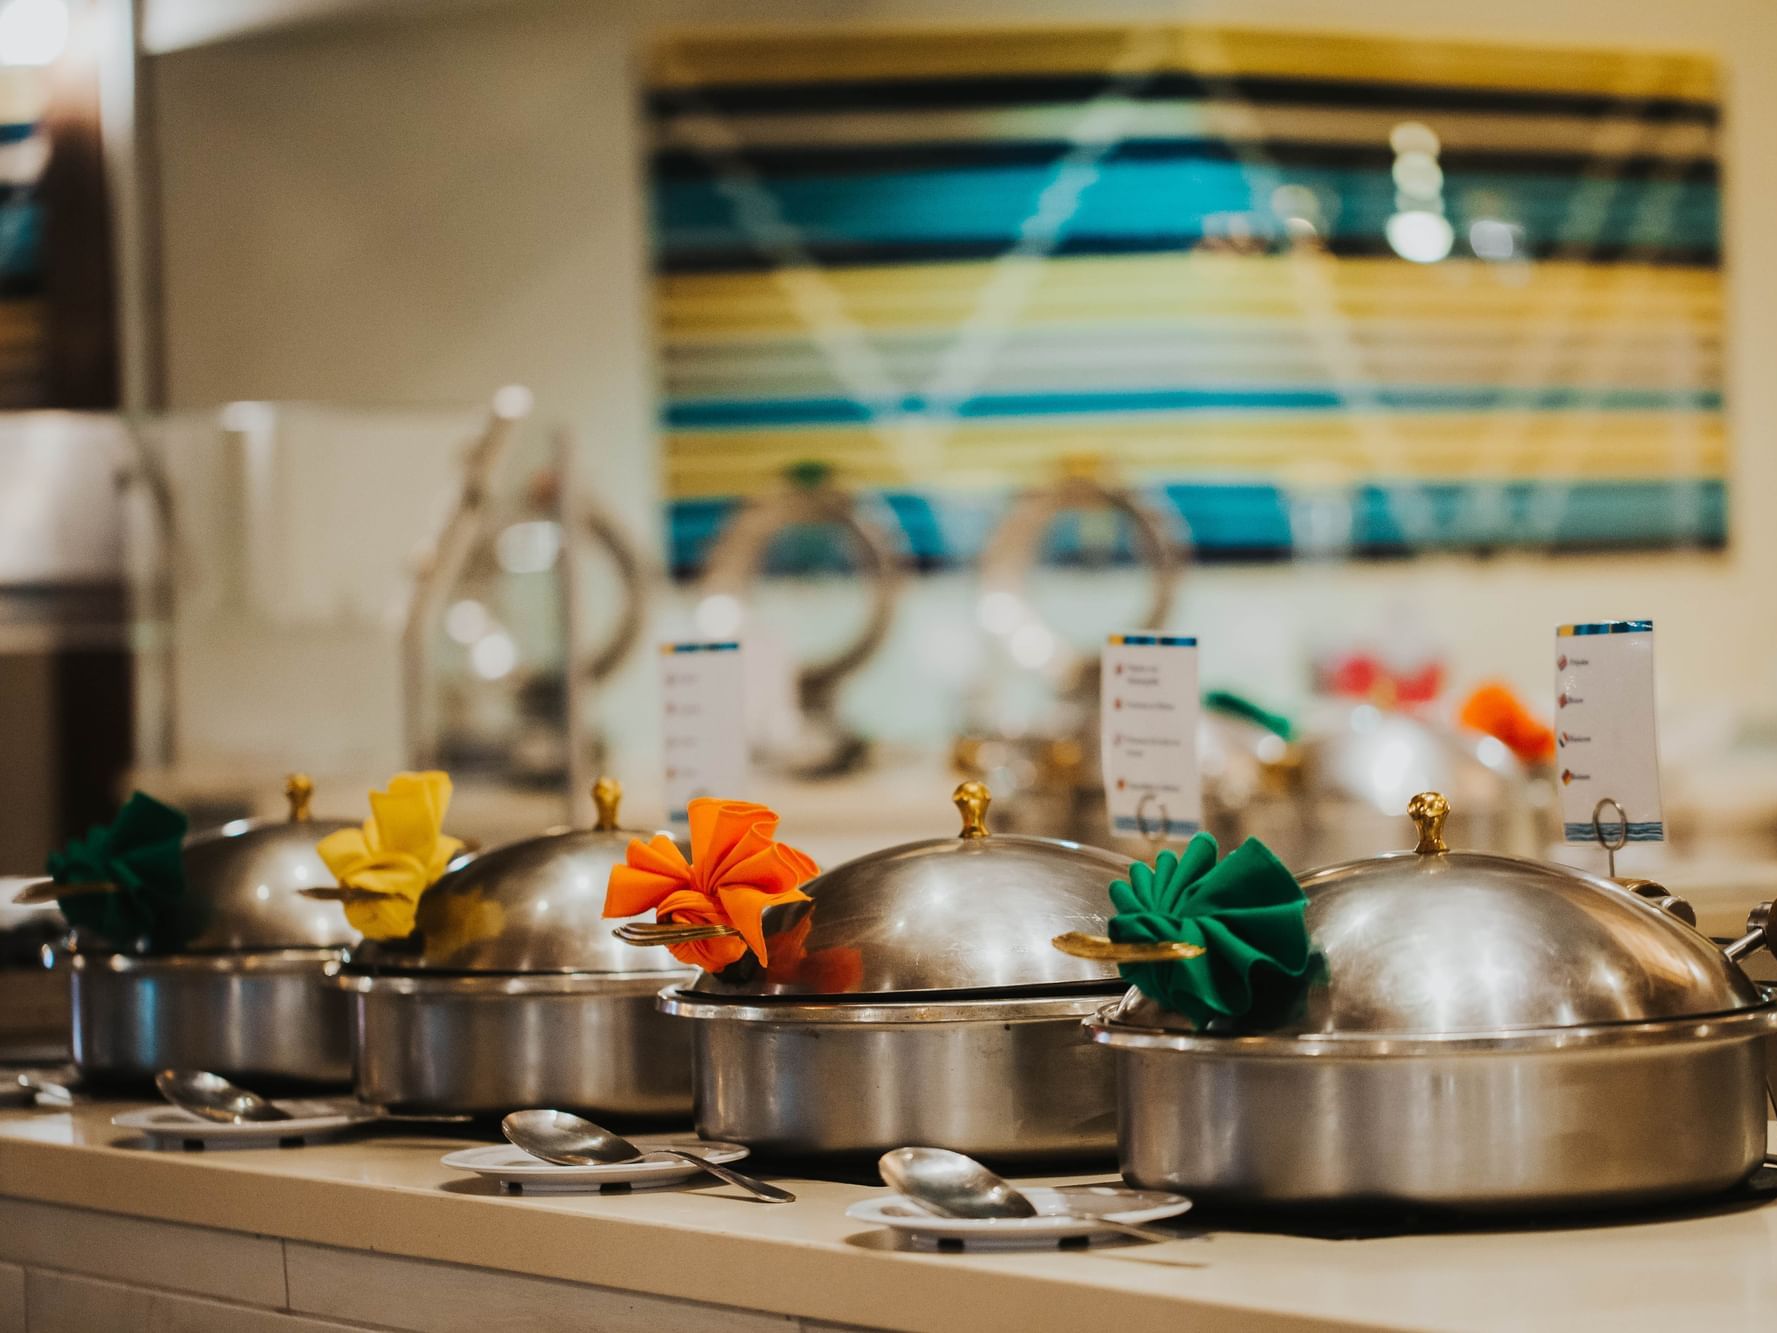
401;387;531;768
1725;902;1776;964
661;1149;795;1203
976;473;1182;693
695;478;902;713
1052;932;1206;963
577;505;647;687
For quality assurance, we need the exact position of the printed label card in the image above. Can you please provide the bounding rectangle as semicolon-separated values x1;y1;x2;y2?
1101;634;1202;843
1555;621;1662;844
660;641;748;832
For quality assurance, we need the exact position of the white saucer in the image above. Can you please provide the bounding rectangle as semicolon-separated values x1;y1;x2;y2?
113;1101;365;1149
441;1139;752;1193
847;1185;1193;1250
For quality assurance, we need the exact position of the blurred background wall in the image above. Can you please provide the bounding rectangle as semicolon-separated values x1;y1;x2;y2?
134;0;1777;810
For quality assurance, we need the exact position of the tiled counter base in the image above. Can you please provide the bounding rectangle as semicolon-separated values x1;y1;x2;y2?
2;1103;1777;1333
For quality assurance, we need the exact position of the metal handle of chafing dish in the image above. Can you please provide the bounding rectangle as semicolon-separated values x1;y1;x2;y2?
1050;932;1207;963
976;468;1182;695
694;471;902;717
401;386;532;769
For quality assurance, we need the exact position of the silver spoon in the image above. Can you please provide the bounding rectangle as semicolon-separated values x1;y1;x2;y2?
501;1109;794;1203
15;1073;73;1107
878;1146;1180;1244
155;1070;472;1125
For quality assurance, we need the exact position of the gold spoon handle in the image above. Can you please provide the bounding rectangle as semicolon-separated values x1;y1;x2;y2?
1051;932;1206;963
613;921;741;945
298;886;407;904
9;878;115;906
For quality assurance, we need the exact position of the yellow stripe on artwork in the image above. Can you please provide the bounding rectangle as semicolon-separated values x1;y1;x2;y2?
664;413;1725;498
657;255;1721;339
650;26;1717;102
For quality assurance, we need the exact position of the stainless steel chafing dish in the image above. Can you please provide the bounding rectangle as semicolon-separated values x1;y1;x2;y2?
1283;703;1541;866
0;899;69;1060
339;778;694;1118
651;782;1128;1163
1090;791;1777;1213
68;775;358;1086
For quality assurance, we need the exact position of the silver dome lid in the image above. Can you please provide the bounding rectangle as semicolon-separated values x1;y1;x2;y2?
1113;791;1762;1037
181;775;358;951
689;782;1127;998
395;778;687;974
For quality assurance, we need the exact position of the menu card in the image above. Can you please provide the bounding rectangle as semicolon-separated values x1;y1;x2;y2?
660;641;748;832
1555;621;1663;844
1101;633;1202;843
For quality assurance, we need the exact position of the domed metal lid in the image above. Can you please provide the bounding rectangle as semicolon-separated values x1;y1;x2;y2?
382;778;689;975
1111;791;1762;1039
182;775;359;951
687;782;1127;999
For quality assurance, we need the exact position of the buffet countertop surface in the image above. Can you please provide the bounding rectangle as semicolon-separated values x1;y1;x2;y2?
2;1102;1776;1333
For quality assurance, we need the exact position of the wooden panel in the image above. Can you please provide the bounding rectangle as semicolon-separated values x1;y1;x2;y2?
0;1198;286;1307
0;1261;23;1332
24;1271;370;1333
285;1241;799;1333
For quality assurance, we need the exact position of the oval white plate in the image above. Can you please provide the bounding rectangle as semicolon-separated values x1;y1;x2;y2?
441;1138;752;1193
847;1185;1193;1249
113;1101;366;1148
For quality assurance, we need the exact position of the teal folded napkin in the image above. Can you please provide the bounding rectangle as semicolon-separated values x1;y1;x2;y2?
1108;832;1312;1029
1203;689;1295;742
48;793;196;953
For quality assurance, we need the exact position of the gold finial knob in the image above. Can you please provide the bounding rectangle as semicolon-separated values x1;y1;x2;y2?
285;773;315;823
1408;791;1449;855
954;781;991;839
592;776;622;832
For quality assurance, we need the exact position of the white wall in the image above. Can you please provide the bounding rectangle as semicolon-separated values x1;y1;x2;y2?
145;0;1777;803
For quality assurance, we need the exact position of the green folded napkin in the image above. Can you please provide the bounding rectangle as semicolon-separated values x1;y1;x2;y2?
1203;690;1295;742
1108;832;1313;1029
48;793;196;954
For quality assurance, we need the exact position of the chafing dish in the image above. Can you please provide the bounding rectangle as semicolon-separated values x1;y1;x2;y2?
1090;791;1777;1213
340;778;694;1118
653;782;1128;1163
69;775;358;1086
0;899;69;1060
1289;703;1540;864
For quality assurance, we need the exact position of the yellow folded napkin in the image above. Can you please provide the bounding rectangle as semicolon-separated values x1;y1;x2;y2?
317;771;464;940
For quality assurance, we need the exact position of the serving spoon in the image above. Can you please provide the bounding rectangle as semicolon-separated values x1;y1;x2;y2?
501;1109;794;1203
154;1070;472;1125
878;1146;1181;1243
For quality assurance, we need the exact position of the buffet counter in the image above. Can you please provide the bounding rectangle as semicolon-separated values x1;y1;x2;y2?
1;1103;1775;1332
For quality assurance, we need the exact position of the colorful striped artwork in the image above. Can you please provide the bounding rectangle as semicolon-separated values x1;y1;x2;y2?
646;27;1724;570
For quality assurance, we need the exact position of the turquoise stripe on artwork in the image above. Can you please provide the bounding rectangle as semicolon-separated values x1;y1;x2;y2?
656;162;1720;256
666;478;1723;570
664;387;1722;429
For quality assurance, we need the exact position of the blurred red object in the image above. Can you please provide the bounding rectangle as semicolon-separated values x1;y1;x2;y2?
1321;653;1443;706
1459;682;1556;765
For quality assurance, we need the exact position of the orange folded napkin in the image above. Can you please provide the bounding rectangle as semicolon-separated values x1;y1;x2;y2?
317;771;465;940
1459;682;1556;765
604;798;819;972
